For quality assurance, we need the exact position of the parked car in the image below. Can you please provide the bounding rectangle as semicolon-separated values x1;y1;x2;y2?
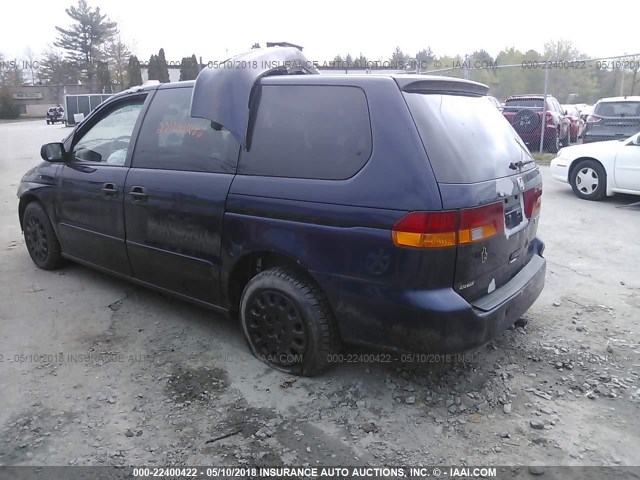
45;106;64;125
502;95;571;152
583;96;640;144
550;132;640;200
486;95;503;111
18;47;546;376
562;104;586;142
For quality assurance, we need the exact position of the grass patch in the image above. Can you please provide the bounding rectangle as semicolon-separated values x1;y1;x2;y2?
532;153;555;165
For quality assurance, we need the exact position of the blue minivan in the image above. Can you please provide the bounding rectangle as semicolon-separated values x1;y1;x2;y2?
18;47;545;375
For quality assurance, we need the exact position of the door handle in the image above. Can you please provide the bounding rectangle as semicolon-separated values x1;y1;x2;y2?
101;183;118;197
129;186;148;202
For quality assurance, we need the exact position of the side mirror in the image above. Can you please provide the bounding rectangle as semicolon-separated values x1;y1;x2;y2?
40;142;65;162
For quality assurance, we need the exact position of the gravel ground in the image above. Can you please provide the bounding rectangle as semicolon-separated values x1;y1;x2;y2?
0;121;639;469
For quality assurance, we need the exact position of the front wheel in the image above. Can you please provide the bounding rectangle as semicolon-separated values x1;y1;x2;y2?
240;267;340;376
22;202;66;270
570;160;607;201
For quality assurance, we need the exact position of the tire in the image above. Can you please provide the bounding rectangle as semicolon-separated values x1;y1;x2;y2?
561;129;570;147
511;109;540;133
570;160;607;201
22;202;65;270
546;129;560;153
46;120;50;125
240;267;340;376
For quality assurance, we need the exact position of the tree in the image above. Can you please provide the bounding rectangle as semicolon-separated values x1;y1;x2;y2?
391;47;409;67
127;55;142;87
157;48;170;83
24;47;39;85
179;54;199;81
147;54;160;81
345;54;353;67
353;53;368;69
96;60;111;92
251;43;260;49
0;55;26;87
104;34;131;87
38;50;80;102
415;48;434;66
54;0;118;86
0;91;20;119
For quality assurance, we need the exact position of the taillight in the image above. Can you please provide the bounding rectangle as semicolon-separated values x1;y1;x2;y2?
524;186;542;218
392;203;504;249
459;203;504;244
586;115;602;124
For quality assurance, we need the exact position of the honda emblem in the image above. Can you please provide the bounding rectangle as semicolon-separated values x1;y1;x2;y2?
481;247;488;264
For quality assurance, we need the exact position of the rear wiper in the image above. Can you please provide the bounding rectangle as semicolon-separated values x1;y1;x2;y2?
509;159;535;171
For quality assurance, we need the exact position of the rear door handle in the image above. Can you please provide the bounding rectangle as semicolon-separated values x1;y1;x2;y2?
101;183;118;198
129;186;148;202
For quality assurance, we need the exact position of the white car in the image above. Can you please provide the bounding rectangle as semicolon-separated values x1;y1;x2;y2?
550;132;640;200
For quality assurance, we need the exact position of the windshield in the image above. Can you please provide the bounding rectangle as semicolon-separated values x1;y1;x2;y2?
404;93;534;184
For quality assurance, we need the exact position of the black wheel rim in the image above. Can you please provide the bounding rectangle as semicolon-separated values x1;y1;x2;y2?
246;290;306;367
25;216;48;263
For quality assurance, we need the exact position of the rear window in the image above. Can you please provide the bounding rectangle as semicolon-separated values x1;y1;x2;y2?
594;101;640;117
238;85;372;180
504;98;544;110
404;93;533;184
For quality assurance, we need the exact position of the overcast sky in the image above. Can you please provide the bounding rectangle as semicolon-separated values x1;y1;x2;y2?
3;0;639;63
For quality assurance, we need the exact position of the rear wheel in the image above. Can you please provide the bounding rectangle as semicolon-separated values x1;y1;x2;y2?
240;267;340;376
22;202;65;270
570;160;607;201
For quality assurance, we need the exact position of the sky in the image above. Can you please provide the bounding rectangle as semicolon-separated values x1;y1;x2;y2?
2;0;639;64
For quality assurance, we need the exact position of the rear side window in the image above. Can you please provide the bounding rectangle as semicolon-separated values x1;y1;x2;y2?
133;87;239;173
238;85;372;180
594;101;640;117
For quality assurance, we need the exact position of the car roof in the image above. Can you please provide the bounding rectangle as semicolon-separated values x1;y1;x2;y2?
596;96;640;103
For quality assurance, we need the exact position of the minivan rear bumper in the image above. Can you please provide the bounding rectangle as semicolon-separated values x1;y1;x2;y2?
315;238;546;354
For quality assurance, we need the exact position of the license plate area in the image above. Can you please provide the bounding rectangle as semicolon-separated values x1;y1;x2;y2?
504;195;524;231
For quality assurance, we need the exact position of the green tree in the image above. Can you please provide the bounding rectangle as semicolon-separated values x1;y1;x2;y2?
104;34;131;87
353;53;368;69
147;54;160;81
179;54;200;81
0;90;20;119
415;48;434;66
38;50;80;102
157;48;170;83
391;47;409;68
54;0;118;86
0;56;26;87
96;60;111;92
127;55;142;87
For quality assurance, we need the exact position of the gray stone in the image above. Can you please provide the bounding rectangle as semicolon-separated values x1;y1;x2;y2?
503;403;512;414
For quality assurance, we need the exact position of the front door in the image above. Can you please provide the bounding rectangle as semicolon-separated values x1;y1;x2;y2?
56;94;148;275
614;140;640;191
123;86;239;304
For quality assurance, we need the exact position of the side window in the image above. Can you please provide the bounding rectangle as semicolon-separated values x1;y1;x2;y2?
238;85;372;180
132;88;239;173
73;98;145;165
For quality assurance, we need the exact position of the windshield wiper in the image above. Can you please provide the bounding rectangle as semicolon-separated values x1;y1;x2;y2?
509;159;535;171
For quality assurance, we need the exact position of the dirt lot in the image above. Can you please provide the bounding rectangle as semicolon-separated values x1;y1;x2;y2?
0;120;639;469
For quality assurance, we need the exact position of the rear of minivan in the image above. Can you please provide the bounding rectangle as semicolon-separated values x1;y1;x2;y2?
381;78;545;352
